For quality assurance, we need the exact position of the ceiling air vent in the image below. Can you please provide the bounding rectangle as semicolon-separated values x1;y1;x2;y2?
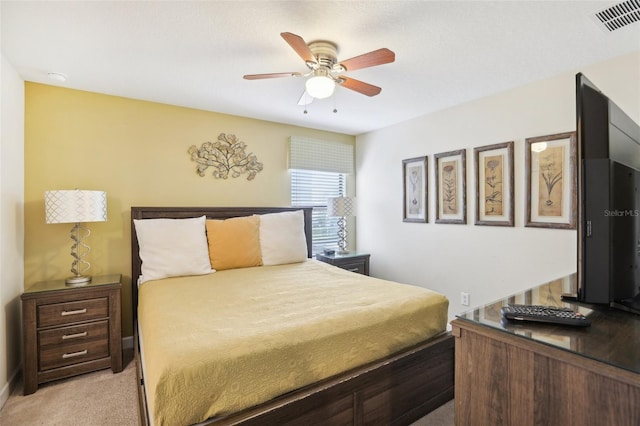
592;0;640;32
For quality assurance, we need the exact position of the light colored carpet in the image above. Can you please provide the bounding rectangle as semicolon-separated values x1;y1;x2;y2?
410;399;455;426
0;348;454;425
0;349;139;426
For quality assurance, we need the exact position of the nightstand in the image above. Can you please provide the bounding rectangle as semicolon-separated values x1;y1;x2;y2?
21;274;122;395
315;252;370;276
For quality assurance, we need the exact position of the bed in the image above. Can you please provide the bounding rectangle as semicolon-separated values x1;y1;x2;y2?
131;206;454;426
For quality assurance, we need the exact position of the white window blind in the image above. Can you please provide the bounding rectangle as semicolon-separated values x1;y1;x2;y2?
291;169;345;255
288;137;354;174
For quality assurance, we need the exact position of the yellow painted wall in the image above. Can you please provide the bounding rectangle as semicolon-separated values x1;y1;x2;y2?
24;83;354;336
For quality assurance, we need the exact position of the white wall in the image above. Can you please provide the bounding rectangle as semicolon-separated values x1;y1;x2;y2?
0;51;25;407
356;52;640;320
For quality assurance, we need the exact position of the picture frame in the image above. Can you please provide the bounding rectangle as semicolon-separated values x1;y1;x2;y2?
525;131;577;229
403;156;428;223
435;149;466;224
474;141;514;226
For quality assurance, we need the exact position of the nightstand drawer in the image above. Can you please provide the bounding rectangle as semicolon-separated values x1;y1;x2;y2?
40;339;109;371
39;320;109;348
37;297;108;327
315;252;370;276
340;262;366;275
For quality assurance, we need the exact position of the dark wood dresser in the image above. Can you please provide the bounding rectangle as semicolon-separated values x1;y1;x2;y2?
451;275;640;425
21;274;122;394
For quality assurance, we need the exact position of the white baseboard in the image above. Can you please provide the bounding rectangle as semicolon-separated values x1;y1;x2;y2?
0;366;21;411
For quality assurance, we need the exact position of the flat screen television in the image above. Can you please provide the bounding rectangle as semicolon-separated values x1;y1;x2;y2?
576;73;640;314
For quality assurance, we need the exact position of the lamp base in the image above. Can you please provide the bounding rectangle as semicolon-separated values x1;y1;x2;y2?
337;249;350;255
65;275;92;286
66;222;93;286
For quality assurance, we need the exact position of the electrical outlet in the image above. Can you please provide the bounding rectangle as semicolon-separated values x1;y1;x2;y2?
461;292;470;306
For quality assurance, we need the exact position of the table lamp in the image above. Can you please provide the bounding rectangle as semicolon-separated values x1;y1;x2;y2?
44;189;107;285
327;196;356;254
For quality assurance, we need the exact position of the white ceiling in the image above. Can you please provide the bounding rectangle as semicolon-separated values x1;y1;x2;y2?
2;1;639;136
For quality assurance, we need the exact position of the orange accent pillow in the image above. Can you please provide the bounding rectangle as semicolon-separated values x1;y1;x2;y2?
205;216;263;270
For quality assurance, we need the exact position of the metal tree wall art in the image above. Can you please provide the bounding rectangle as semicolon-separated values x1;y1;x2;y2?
188;133;263;180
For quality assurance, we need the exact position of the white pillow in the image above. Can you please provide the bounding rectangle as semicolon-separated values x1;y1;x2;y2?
133;216;214;283
259;210;308;265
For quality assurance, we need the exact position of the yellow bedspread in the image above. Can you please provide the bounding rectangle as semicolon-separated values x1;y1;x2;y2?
138;260;448;426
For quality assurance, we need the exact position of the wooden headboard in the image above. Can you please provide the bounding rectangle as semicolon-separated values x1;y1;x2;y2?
130;206;313;322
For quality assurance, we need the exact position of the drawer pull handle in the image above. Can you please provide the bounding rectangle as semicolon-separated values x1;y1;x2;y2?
62;332;88;340
347;268;359;272
62;349;88;359
61;308;87;316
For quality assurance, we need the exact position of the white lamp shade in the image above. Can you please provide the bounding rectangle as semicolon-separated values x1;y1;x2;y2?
327;196;357;217
305;75;335;99
45;190;107;224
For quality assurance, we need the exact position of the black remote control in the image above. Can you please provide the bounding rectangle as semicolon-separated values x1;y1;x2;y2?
501;304;591;327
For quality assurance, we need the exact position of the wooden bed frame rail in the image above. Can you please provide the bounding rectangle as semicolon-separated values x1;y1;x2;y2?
135;330;453;426
131;207;454;426
210;333;454;425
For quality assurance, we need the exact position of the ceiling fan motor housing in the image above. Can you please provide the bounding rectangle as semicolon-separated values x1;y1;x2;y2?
307;41;340;70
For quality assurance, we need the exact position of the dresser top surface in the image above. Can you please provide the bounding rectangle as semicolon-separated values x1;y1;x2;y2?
455;274;640;375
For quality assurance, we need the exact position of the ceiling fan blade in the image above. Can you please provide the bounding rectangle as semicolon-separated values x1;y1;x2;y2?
281;32;317;64
339;77;382;97
297;90;314;106
338;48;395;72
243;72;302;80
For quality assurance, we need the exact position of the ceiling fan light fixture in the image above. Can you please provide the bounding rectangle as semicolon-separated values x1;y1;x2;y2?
305;74;335;99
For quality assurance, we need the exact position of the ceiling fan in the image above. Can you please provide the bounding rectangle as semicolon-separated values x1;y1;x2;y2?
243;32;395;104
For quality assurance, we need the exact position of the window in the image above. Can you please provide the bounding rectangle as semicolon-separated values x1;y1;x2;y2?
288;136;354;255
291;169;345;255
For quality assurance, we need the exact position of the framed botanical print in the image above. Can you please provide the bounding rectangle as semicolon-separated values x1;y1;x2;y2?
403;156;428;223
525;131;577;229
435;149;466;224
474;141;514;226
